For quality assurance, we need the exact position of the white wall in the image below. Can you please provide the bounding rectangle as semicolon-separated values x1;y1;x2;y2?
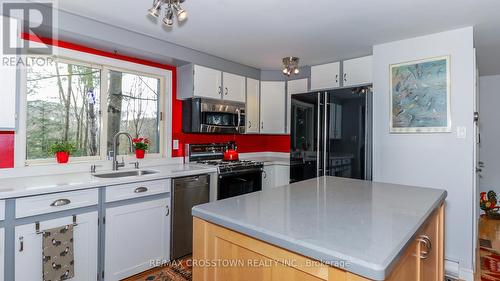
372;27;475;278
479;75;500;194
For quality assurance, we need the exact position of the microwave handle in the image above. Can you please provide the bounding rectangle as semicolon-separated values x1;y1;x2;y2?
236;109;241;131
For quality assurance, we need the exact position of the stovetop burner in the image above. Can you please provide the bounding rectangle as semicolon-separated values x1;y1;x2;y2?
187;143;263;174
197;159;263;174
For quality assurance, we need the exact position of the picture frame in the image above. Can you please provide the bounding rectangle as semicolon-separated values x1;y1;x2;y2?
389;56;451;133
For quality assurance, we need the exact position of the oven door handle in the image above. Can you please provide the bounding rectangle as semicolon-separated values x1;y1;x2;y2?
218;168;263;178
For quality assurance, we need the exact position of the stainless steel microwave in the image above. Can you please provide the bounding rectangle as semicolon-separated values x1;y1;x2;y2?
182;98;246;134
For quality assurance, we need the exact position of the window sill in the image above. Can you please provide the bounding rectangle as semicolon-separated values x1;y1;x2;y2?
2;155;182;180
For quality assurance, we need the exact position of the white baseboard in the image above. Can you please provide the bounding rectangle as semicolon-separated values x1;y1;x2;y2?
459;268;474;281
445;259;474;281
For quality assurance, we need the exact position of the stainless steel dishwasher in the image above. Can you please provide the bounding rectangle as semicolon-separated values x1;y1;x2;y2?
171;174;210;259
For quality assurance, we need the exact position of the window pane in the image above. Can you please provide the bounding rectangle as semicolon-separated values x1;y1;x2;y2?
26;61;101;160
107;70;160;156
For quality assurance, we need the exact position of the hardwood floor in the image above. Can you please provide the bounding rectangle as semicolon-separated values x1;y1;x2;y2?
121;256;192;281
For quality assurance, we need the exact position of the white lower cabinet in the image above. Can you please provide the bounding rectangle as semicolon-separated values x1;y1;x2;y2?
262;165;275;190
105;198;170;281
262;165;290;189
15;212;99;281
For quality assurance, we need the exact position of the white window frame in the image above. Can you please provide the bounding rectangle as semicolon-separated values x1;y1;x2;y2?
15;45;172;167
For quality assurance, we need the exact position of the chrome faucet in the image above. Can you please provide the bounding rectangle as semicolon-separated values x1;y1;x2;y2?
112;132;135;171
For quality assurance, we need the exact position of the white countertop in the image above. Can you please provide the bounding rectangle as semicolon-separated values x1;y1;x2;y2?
192;176;447;280
0;164;217;199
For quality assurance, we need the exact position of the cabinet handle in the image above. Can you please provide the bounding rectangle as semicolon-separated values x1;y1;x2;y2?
224;87;229;96
248;121;252;128
19;236;24;252
263;171;267;179
343;73;347;82
166;205;170;216
134;187;148;193
335;74;339;83
218;86;222;97
50;199;71;207
416;235;432;259
261;122;264;129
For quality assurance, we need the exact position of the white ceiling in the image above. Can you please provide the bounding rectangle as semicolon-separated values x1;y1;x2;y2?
57;0;500;75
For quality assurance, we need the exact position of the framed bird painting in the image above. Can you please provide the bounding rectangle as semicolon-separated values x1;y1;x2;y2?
390;56;451;133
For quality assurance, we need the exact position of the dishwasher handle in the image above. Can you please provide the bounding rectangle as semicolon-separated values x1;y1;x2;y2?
173;174;209;185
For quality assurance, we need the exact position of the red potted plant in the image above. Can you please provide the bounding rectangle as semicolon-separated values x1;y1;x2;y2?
132;137;150;159
49;141;76;164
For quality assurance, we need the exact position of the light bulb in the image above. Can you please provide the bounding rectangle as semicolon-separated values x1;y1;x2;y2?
294;68;300;74
148;0;163;17
148;7;161;17
163;7;174;26
283;68;288;74
177;10;188;21
173;2;188;22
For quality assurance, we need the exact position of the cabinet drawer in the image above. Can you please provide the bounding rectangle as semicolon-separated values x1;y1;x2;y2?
16;189;98;219
0;200;5;221
106;179;171;203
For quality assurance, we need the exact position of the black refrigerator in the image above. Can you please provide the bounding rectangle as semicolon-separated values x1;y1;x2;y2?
289;87;372;183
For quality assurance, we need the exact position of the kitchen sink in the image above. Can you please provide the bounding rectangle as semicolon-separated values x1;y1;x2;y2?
93;169;159;178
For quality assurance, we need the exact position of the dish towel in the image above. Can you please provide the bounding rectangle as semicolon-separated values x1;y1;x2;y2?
42;224;75;281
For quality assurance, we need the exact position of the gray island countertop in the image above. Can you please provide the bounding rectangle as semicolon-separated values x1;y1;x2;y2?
192;176;447;280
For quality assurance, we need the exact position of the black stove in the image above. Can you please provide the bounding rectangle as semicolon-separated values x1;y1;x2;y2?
186;143;264;200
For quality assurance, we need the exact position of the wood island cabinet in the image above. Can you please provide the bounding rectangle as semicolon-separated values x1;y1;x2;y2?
193;204;444;281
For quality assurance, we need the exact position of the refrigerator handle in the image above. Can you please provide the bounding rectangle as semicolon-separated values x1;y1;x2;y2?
317;92;321;178
323;92;328;176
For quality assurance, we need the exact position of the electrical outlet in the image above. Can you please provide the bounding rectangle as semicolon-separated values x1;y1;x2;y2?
456;126;467;139
173;140;179;150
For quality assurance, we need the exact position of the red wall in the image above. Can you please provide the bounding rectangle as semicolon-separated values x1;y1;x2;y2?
0;132;15;168
0;34;290;168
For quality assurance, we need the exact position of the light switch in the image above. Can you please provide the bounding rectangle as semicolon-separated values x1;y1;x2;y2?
457;127;467;139
173;140;179;150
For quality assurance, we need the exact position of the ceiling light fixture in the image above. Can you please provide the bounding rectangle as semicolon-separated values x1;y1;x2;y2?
163;5;174;26
148;0;188;28
282;57;300;77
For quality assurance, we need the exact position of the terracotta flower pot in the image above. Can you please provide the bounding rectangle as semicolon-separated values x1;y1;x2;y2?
135;149;145;159
55;151;70;164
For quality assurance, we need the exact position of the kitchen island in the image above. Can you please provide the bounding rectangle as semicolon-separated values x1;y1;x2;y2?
192;176;446;281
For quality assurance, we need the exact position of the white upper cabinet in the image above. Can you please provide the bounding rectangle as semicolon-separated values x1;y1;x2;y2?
342;55;373;87
179;64;247;102
286;78;308;134
260;81;286;134
193;65;223;100
310;62;340;91
287;78;308;95
223;72;246;103
246;78;260;134
0;15;18;130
